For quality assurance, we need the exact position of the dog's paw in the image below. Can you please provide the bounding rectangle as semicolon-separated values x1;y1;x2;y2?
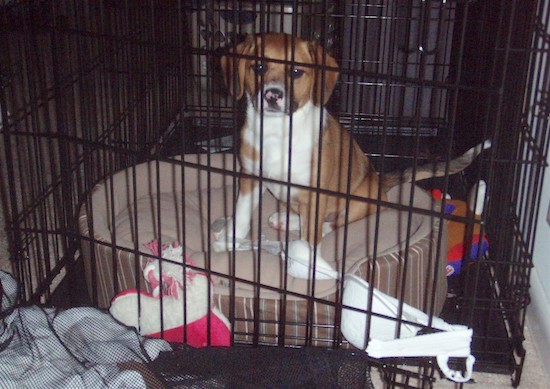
268;211;301;231
211;216;242;252
212;216;231;241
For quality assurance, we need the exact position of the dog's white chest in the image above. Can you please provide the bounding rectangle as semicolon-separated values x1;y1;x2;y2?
242;103;324;203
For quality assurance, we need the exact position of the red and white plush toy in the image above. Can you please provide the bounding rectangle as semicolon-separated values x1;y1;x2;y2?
109;241;231;347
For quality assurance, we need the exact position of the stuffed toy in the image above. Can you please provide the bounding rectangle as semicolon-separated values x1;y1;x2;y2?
431;181;489;277
109;241;231;347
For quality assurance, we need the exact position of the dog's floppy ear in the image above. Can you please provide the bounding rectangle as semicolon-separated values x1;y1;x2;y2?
220;35;255;100
308;41;339;106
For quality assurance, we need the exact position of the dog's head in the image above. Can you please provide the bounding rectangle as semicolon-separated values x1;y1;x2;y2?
220;33;339;115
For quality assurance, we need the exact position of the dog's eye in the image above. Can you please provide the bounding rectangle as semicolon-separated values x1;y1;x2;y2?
252;63;266;75
291;68;304;79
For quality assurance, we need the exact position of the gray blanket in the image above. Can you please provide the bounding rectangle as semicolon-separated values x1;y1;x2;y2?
0;271;171;388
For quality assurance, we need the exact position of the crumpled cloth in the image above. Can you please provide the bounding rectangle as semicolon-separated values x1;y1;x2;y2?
0;271;171;388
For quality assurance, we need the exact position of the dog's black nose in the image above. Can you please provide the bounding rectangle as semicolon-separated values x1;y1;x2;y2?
264;87;284;107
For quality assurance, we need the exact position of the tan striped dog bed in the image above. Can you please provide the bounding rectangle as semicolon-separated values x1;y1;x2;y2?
79;154;447;347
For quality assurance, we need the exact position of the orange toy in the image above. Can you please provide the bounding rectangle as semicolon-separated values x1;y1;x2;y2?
431;183;489;277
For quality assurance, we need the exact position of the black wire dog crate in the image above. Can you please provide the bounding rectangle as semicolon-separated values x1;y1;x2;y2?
1;0;548;387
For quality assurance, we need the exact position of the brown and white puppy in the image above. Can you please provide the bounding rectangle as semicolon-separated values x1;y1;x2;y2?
215;33;489;251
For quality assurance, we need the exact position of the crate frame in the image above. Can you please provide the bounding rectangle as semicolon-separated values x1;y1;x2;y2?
1;0;549;387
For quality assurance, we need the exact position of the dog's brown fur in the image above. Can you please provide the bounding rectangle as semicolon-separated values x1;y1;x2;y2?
221;33;488;246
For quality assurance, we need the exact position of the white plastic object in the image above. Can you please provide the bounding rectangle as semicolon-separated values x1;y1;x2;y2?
341;274;475;383
468;180;487;215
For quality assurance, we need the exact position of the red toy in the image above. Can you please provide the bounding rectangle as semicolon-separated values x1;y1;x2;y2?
109;241;231;347
431;182;489;277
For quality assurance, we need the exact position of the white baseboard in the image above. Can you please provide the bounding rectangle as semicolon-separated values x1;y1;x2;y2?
526;266;550;365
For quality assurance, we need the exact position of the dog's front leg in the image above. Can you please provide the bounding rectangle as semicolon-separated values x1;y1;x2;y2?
299;192;328;247
234;175;263;239
213;175;264;252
